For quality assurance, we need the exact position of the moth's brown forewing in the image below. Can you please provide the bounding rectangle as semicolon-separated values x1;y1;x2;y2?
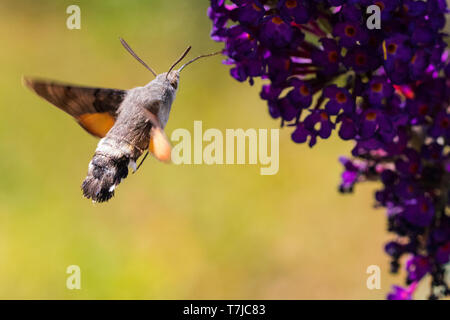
23;77;126;138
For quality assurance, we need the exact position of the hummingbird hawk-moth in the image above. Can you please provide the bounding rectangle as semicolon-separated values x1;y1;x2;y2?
24;38;219;203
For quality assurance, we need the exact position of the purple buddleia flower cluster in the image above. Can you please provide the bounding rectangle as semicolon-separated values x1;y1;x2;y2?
208;0;450;299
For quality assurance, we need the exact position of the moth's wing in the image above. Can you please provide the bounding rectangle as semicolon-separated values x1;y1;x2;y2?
23;77;127;138
149;126;172;162
142;108;172;163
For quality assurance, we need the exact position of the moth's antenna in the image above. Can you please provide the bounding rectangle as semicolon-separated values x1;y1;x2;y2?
178;51;222;72
119;37;158;77
166;46;192;78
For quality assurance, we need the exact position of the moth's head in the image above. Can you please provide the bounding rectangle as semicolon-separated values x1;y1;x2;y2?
166;70;180;89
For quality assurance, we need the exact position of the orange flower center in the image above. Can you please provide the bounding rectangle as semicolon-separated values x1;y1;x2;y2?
387;43;397;54
345;25;356;37
252;3;262;11
371;83;383;93
320;112;329;121
336;92;347;103
284;60;291;70
365;111;377;121
409;163;419;174
375;1;385;10
420;203;428;213
299;85;310;96
418;104;428;115
286;0;297;9
328;51;338;63
272;16;284;25
355;53;367;66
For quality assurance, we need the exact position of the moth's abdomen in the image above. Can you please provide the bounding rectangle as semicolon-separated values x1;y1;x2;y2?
81;154;129;202
81;137;137;203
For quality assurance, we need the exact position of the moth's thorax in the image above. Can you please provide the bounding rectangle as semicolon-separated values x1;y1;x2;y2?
145;72;179;99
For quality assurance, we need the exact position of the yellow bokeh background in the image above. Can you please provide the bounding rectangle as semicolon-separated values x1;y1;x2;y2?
0;0;443;299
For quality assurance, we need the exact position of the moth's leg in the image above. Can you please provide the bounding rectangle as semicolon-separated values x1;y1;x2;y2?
135;151;149;172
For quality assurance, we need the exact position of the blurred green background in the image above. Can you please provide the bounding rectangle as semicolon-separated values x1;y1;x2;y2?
0;0;439;299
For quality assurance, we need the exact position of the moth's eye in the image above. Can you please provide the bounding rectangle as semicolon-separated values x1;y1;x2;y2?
170;80;178;89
